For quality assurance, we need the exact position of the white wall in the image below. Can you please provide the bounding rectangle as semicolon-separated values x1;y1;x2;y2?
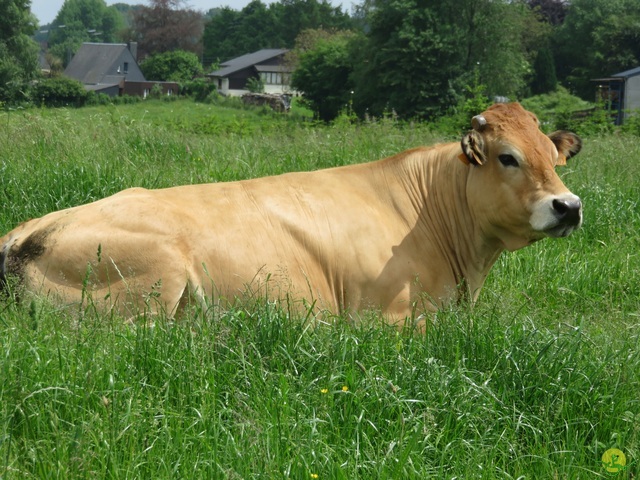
221;85;295;97
625;75;640;113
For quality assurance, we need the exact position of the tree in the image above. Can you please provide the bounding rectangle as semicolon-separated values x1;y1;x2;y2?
237;1;281;55
140;50;203;82
460;1;533;99
350;1;465;119
0;0;39;103
111;2;139;25
554;0;640;99
202;7;243;63
531;47;558;94
203;0;282;63
131;0;204;59
202;0;354;65
527;0;568;25
589;1;640;76
350;0;535;120
47;0;125;66
283;27;338;71
291;31;357;121
271;0;353;47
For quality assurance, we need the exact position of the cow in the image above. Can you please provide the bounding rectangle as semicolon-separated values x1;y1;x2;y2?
0;103;582;327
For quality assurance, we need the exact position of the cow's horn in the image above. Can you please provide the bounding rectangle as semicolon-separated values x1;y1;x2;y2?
472;115;487;131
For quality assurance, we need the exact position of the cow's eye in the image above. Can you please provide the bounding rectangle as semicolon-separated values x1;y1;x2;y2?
498;154;519;167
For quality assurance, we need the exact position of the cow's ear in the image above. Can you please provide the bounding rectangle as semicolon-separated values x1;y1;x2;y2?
460;130;487;166
549;131;582;166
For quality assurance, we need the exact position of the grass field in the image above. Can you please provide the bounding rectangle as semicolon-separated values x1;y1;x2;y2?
1;99;639;479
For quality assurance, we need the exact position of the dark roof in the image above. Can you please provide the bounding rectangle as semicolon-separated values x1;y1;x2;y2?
209;49;288;77
85;83;120;92
611;66;640;78
64;43;140;84
592;77;624;83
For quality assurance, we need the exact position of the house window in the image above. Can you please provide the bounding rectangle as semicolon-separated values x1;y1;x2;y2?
260;72;287;85
123;62;129;73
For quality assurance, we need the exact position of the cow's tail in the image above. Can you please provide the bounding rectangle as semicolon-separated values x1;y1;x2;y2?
0;234;17;296
0;240;8;294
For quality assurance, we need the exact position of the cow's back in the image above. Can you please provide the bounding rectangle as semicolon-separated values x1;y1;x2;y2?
0;152;436;317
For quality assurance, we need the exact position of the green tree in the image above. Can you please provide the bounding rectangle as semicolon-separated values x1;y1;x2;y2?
527;0;568;25
140;50;204;82
111;2;139;25
467;1;532;99
0;0;39;103
554;0;640;99
202;7;243;64
236;1;281;56
271;0;353;47
531;47;557;94
202;0;354;64
283;27;338;72
47;0;124;65
201;1;282;64
291;31;357;122
350;0;533;120
350;1;464;119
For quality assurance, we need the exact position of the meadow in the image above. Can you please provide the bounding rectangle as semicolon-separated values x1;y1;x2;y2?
0;99;638;479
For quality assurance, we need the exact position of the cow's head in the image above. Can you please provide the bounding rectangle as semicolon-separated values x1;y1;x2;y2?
460;102;582;251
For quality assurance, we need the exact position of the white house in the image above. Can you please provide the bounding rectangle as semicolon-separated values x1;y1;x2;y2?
207;49;293;97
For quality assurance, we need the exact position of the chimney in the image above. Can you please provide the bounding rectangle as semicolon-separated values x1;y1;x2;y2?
127;41;138;61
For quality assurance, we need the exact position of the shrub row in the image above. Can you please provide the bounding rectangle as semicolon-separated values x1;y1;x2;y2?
2;77;219;109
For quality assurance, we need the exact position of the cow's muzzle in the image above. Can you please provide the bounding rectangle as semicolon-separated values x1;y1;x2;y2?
545;194;582;237
552;197;582;227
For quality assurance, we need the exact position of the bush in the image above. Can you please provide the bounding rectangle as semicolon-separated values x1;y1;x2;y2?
112;95;142;105
203;91;221;104
620;110;640;136
31;77;87;107
558;104;615;136
430;71;492;137
181;79;217;102
140;50;204;83
520;86;593;130
246;76;265;93
85;91;112;106
206;95;244;109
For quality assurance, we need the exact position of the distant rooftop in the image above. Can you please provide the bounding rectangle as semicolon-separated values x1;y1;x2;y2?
611;66;640;78
209;49;288;77
64;43;141;84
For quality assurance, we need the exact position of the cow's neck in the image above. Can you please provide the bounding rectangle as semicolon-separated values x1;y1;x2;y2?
399;144;505;304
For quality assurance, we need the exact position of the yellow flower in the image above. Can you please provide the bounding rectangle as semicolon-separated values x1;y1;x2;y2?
310;474;319;479
320;388;328;394
342;386;349;392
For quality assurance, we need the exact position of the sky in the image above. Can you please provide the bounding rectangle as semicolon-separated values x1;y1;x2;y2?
31;0;349;26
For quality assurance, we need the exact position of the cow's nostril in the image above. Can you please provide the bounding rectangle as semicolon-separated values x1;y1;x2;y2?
553;198;582;225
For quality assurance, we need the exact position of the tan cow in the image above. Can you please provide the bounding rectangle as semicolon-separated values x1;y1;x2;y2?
0;103;582;325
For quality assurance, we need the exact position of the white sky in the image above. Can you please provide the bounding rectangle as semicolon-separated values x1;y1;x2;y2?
31;0;350;26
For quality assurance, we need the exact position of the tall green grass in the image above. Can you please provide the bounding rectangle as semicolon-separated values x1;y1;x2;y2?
1;100;638;478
